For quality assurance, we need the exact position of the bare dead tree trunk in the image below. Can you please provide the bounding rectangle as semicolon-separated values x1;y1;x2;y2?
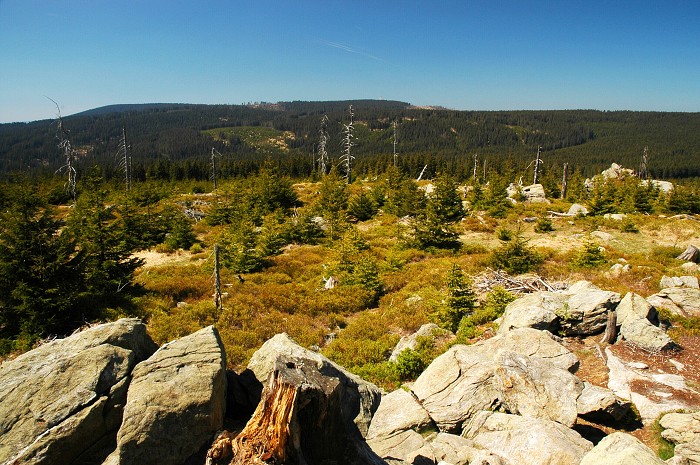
117;127;132;191
533;145;542;185
561;162;569;200
473;153;478;181
392;119;398;167
341;106;355;183
416;164;428;182
214;243;222;310
639;146;649;180
48;97;77;202
318;114;329;175
211;148;221;191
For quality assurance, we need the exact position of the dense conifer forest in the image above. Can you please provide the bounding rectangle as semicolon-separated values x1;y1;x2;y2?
1;100;699;182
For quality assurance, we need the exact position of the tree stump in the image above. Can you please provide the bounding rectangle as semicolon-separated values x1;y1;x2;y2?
206;358;385;465
677;244;700;263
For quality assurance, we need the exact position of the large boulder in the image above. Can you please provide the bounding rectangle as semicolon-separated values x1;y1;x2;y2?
647;288;700;317
579;432;665;465
497;292;564;334
0;318;157;465
661;410;700;463
429;433;505;465
411;329;581;432
616;293;677;352
576;382;632;423
498;281;620;337
104;326;226;465
462;411;592;465
367;389;435;440
660;275;700;289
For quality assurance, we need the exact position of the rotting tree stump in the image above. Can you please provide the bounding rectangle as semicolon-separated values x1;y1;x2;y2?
206;358;385;465
677;244;700;263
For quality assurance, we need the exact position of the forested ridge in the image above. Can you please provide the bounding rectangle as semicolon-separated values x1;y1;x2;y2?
1;100;700;182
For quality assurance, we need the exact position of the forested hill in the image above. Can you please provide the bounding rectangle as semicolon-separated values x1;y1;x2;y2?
1;100;699;181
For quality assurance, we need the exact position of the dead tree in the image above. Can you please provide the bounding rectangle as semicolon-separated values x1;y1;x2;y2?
213;243;223;310
392;119;398;166
340;106;354;183
49;98;76;202
318;114;329;175
473;153;478;181
639;146;649;180
533;145;542;185
116;126;132;192
211;148;221;191
561;162;569;200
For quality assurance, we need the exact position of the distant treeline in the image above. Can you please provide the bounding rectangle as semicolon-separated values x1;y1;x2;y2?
1;101;699;182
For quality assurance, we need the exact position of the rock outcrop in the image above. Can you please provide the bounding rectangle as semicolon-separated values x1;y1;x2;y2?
660;275;700;289
579;432;666;465
647;287;700;317
498;281;620;337
462;411;592;465
616;292;677;352
0;318;157;465
660;411;700;465
104;325;226;465
410;328;581;432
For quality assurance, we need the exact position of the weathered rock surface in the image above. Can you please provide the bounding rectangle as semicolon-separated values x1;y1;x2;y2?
606;347;692;424
104;325;226;465
616;292;677;352
411;328;580;432
497;292;564;334
568;203;589;215
558;281;621;335
245;333;382;437
647;288;700;317
389;323;453;362
367;389;435;440
661;411;700;444
661;410;700;464
661;275;700;289
576;382;632;423
492;351;583;427
0;318;157;465
429;433;504;465
498;281;620;337
579;432;666;465
462;411;592;465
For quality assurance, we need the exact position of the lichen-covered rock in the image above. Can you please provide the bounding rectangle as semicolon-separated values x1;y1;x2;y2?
579;432;665;465
104;326;226;465
616;293;677;352
462;411;592;465
661;411;700;455
367;389;435;440
411;329;581;432
498;281;620;337
497;292;564;334
647;288;700;317
0;318;156;465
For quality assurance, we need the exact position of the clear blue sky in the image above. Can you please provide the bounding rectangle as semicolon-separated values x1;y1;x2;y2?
1;0;699;123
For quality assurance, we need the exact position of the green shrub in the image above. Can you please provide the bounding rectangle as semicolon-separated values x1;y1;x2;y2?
534;217;554;233
395;348;425;380
491;231;543;274
619;218;639;233
573;240;607;268
497;227;513;241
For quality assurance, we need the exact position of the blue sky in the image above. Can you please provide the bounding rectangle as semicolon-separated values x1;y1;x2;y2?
1;0;699;123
